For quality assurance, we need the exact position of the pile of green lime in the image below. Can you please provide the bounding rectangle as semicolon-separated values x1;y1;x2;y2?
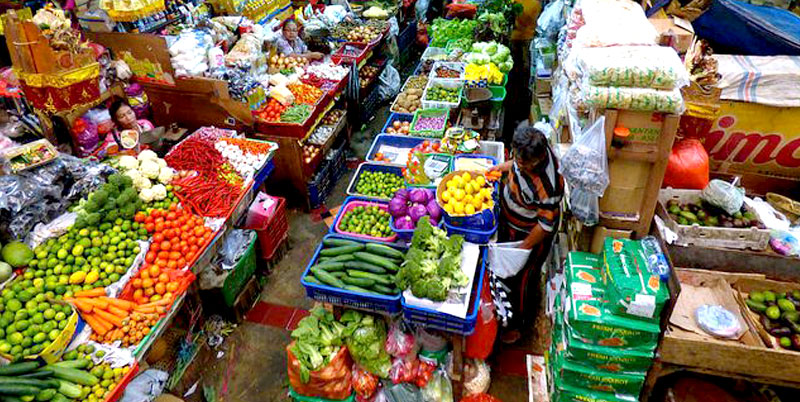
339;205;393;238
27;218;148;295
143;185;179;212
425;85;460;103
355;171;404;199
0;282;74;360
64;344;132;402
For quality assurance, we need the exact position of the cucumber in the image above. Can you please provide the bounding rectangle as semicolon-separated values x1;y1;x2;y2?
0;378;58;389
319;244;364;257
365;243;404;259
42;366;97;386
354;252;400;271
52;360;89;369
303;275;321;285
345;261;386;274
331;272;347;279
0;362;40;376
317;257;330;263
18;372;52;379
34;389;55;401
0;384;40;396
55;380;81;399
343;285;378;294
372;283;399;295
310;267;346;288
312;262;347;272
322;238;361;248
327;254;355;263
50;395;70;402
341;276;375;288
347;270;393;285
1;396;23;402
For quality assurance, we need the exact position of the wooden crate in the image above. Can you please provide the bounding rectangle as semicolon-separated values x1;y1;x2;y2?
597;109;679;238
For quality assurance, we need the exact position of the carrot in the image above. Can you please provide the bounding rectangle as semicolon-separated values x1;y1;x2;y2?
107;306;129;319
138;298;173;308
94;309;125;327
81;298;109;310
102;298;135;311
83;314;111;335
72;299;93;314
75;288;107;298
134;306;156;314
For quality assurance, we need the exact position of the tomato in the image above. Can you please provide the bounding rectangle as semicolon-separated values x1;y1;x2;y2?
180;231;190;240
160;241;172;251
169;251;182;260
151;210;162;219
170;237;180;245
169;203;178;212
134;212;146;223
155;222;165;232
155;259;167;268
179;241;188;249
155;217;165;225
167;260;177;270
188;236;197;245
180;225;190;233
194;227;205;237
164;220;174;229
145;215;154;224
177;258;186;267
158;251;170;260
151;242;160;252
153;233;165;243
145;223;155;232
145;251;156;264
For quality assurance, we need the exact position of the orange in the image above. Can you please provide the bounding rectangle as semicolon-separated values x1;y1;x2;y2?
144;287;155;297
155;283;166;295
159;273;170;283
149;265;161;277
140;270;150;280
142;278;154;289
132;278;142;289
133;289;143;300
150;294;162;302
166;282;178;292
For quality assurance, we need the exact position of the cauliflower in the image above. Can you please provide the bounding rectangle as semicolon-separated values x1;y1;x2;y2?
156;158;168;169
134;176;152;190
125;169;143;183
138;159;160;179
151;184;168;200
119;155;139;170
137;149;158;162
158;167;175;184
139;187;155;202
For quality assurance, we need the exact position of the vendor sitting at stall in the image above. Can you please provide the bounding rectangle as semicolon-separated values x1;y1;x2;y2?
275;20;324;61
489;122;563;344
110;98;154;135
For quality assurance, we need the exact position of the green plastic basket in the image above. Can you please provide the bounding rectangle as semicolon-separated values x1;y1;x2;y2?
461;86;506;111
222;234;258;306
289;387;355;402
410;108;450;138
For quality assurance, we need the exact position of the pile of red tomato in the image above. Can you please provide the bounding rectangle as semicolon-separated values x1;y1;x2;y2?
134;204;215;271
254;99;288;122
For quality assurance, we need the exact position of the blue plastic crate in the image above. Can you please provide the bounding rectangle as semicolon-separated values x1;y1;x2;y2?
444;220;497;244
451;154;497;171
300;234;406;314
346;162;404;201
390;216;443;242
401;247;487;335
366;134;429;163
381;113;414;134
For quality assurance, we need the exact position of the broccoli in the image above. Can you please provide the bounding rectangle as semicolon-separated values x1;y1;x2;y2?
103;182;120;199
83;199;99;214
88;189;108;209
107;173;126;189
411;280;429;299
117;187;138;207
86;212;101;227
105;209;119;222
120;204;138;220
423;278;448;302
74;215;87;230
119;174;133;189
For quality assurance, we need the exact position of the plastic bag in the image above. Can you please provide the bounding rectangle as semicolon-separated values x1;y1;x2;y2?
582;86;685;114
559;116;609;196
695;304;743;339
702;179;745;216
465;273;497;360
287;344;353;400
569;187;599;226
385;382;423;402
415;327;447;353
352;364;379;399
386;320;417;358
575;46;689;90
390;357;418;384
421;368;453;402
414;357;437;388
378;65;401;103
488;241;529;279
537;0;565;42
218;229;256;267
119;369;168;402
460;393;502;402
463;359;491;396
664;139;710;190
415;0;430;23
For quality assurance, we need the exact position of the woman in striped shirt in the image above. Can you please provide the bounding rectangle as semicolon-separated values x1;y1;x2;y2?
490;123;563;343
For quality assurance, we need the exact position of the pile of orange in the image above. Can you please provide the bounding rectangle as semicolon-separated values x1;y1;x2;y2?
129;265;180;304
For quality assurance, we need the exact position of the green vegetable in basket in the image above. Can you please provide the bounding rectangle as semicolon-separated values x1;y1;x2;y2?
280;104;313;123
355;171;404;199
338;205;392;238
425;85;460;103
395;219;466;302
289;306;348;383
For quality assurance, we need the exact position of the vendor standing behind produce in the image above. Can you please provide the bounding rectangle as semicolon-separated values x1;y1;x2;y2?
489;123;563;344
275;20;324;61
504;0;541;142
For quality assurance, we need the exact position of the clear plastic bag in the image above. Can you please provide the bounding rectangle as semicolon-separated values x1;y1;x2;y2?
352;364;380;400
378;65;402;103
385;382;424;402
218;229;256;267
559;116;609;196
576;46;689;90
569;187;599;227
386;319;417;358
582;86;685;114
463;359;491;396
421;368;453;402
536;0;565;42
414;357;437;388
390;357;418;384
702;179;745;216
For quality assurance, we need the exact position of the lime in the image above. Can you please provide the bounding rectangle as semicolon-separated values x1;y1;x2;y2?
7;332;23;345
6;299;21;312
0;342;11;353
48;329;59;341
32;332;46;343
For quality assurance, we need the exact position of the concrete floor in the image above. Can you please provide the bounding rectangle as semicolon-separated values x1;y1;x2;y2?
189;107;534;402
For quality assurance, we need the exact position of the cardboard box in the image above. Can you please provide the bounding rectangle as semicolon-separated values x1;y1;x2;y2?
590;227;632;254
649;16;695;54
600;159;650;218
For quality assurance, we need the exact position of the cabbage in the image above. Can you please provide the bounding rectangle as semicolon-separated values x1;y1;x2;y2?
408;204;428;223
471;43;487;53
465;53;491;66
394;188;410;203
395;216;415;230
499;60;513;74
409;188;430;204
388;197;409;218
483;42;498;56
426;199;442;222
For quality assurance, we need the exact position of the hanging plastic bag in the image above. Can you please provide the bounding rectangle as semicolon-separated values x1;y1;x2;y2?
487;241;530;279
390;356;418;384
463;359;491;396
385;382;423;402
378;65;401;103
422;367;453;402
352;364;379;400
569;187;600;226
414;357;437;388
415;0;430;23
465;272;497;360
559;116;609;196
701;179;745;216
287;344;353;400
663;139;709;190
386;319;417;358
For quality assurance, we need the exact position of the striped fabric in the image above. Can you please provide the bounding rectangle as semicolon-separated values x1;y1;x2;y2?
500;146;564;236
715;54;800;107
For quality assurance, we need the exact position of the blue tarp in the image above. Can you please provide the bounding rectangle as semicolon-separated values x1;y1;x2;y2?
693;0;800;56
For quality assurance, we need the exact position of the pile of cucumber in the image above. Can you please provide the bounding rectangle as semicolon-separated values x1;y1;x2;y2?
0;355;101;402
304;238;404;296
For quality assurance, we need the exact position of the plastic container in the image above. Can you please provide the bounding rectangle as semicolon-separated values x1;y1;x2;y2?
478;140;505;163
245;196;289;260
401;247;487;335
436;171;498;231
452;154;498;172
331;196;398;243
366;134;429;164
331;42;369;65
221;233;258;306
391;217;444;242
421;47;448;61
410;108;449;138
422;79;464;110
300;234;405;314
346;162;404;201
382;112;413;134
406;153;453;190
443;220;497;244
429;61;466;82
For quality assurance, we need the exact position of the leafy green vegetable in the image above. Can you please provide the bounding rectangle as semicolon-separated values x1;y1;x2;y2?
289;306;347;383
396;219;466;301
340;310;391;377
429;18;477;47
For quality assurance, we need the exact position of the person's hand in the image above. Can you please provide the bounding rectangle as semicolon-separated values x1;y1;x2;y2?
308;52;324;60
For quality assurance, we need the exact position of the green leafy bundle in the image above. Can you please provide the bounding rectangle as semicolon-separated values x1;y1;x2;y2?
289;306;348;383
396;219;467;302
74;173;142;229
475;0;522;43
429;18;478;47
340;310;391;377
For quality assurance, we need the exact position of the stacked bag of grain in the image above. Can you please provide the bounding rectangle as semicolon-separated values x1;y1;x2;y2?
548;238;670;402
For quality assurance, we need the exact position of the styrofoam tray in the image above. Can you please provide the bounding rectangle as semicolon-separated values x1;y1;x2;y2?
401;242;481;319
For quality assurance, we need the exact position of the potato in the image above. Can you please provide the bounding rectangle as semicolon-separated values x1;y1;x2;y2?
407;95;418;101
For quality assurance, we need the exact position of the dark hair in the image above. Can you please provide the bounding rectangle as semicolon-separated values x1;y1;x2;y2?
108;98;131;126
283;19;298;31
512;122;549;162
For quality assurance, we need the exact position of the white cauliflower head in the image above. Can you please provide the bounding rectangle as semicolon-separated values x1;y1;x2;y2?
138;159;160;179
139;187;155;202
125;169;142;183
137;149;158;162
119;155;139;170
156;158;168;169
157;167;175;185
151;184;168;200
134;176;152;190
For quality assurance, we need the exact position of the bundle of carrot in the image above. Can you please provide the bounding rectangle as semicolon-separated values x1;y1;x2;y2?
67;288;172;346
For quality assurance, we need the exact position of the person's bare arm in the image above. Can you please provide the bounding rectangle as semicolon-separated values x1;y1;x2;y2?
520;223;547;249
489;160;513;173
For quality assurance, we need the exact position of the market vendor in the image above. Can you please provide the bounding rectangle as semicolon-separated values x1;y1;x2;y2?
276;20;324;61
489;123;563;343
110;98;154;135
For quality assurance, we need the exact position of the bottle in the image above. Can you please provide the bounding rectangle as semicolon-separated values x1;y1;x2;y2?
641;236;670;281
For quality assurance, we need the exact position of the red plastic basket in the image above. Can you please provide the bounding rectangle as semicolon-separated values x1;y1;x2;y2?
247;196;288;260
332;43;369;65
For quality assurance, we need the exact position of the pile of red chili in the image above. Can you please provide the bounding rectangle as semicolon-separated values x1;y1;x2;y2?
172;173;243;217
165;137;224;174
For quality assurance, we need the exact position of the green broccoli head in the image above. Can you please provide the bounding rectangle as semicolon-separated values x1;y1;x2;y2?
424;278;448;301
74;215;87;230
107;173;126;189
83;199;99;214
119;174;133;189
104;209;119;223
120;204;138;220
88;189;108;209
117;187;138;207
411;280;428;299
86;213;102;227
103;182;120;199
